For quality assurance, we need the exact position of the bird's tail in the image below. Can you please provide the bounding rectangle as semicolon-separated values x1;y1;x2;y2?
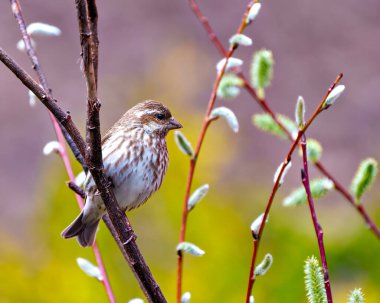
61;210;100;247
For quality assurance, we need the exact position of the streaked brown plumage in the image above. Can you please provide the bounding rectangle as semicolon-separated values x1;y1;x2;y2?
61;100;182;247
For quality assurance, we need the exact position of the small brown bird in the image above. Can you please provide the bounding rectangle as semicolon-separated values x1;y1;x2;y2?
62;100;182;247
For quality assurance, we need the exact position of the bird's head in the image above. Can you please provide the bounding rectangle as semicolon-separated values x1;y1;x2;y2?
129;100;182;136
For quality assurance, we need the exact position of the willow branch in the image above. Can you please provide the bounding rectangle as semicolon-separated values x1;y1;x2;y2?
245;75;342;301
177;2;256;302
301;135;333;303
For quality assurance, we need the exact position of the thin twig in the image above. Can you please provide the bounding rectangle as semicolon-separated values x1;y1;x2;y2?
9;1;115;301
186;0;380;240
177;2;256;302
300;134;333;303
67;181;86;198
245;75;342;302
315;161;380;238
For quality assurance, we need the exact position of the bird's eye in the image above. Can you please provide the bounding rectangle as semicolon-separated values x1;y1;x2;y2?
155;113;165;120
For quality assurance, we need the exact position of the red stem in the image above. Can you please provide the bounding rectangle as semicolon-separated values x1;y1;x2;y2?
244;75;342;301
188;0;226;57
315;161;380;238
300;135;333;303
177;2;256;302
245;135;299;303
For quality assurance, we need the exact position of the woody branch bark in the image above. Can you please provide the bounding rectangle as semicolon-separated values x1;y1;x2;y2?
187;0;380;240
75;1;167;302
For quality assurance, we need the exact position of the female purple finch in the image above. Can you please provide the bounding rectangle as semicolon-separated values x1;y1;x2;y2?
62;100;182;247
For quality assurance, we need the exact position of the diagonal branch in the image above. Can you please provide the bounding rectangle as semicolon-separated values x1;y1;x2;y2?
0;47;86;156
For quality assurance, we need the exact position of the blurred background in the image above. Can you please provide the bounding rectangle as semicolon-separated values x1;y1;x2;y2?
1;0;380;302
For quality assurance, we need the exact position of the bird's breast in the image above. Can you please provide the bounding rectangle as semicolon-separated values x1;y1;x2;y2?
102;131;168;211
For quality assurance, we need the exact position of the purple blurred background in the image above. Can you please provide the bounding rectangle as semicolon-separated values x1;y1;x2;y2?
1;0;380;242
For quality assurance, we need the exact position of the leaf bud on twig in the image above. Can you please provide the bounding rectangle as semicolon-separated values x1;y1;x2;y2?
16;38;36;52
188;184;209;211
350;158;378;204
250;213;268;240
254;253;273;276
348;288;364;303
216;57;243;73
295;96;305;128
304;256;327;303
323;85;345;109
217;74;244;99
273;161;292;186
250;49;274;98
283;178;334;207
246;3;262;24
27;22;61;36
181;292;191;303
42;141;63;156
229;33;253;47
176;242;205;257
76;257;103;281
174;131;194;158
210;106;239;133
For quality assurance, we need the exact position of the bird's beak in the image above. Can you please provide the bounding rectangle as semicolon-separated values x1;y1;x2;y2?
168;118;183;130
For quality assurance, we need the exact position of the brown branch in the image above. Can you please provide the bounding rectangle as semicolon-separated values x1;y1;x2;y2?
300;135;333;303
67;181;86;198
0;47;86;156
75;1;167;302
